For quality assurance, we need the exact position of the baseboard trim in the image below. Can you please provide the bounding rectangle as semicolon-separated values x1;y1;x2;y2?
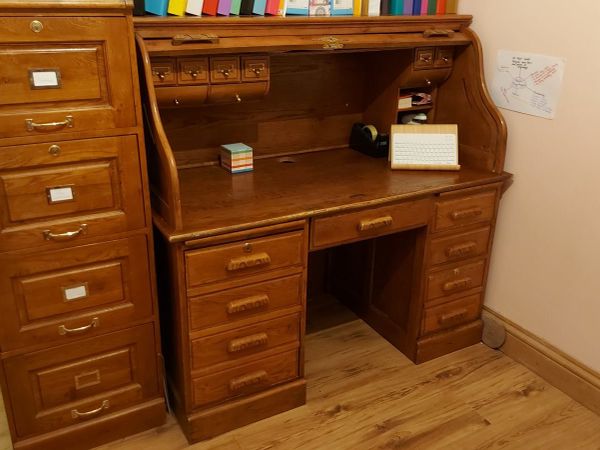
483;307;600;416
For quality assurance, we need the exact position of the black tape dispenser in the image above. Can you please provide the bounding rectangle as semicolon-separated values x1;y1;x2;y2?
349;123;389;158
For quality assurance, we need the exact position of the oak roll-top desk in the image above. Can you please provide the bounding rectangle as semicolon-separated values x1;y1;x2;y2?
135;15;512;443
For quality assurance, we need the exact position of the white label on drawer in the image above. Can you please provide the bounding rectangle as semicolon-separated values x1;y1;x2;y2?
63;284;88;301
31;70;59;88
48;186;74;203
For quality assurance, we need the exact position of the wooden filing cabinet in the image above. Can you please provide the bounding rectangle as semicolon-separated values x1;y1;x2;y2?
0;2;165;449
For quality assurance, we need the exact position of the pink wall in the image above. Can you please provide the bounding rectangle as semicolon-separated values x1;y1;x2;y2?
459;1;600;372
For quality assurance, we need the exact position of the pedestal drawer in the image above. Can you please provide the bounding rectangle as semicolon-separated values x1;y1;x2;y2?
185;230;305;288
426;259;486;302
192;350;298;408
191;314;300;370
422;294;481;335
429;226;491;266
0;135;146;252
3;324;159;438
434;190;496;232
0;235;153;351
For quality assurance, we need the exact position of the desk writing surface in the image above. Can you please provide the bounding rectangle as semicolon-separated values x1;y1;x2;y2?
171;148;509;241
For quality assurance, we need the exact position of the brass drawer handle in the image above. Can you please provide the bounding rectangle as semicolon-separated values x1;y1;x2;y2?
26;115;73;132
423;29;454;38
43;224;87;241
228;332;269;353
227;294;270;314
443;277;472;292
358;215;393;232
71;400;109;419
219;67;232;78
227;252;271;271
172;33;219;45
439;309;468;325
58;317;99;336
229;370;268;392
445;241;477;258
450;208;483;221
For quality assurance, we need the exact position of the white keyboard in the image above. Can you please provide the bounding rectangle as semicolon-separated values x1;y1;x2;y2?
392;133;457;166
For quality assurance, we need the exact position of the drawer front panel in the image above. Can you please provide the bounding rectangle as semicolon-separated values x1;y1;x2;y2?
192;350;298;408
429;226;491;266
151;58;176;86
189;273;303;331
0;135;146;252
435;190;496;232
0;17;136;138
210;56;241;83
178;57;209;84
427;260;486;301
0;235;153;351
422;294;481;335
191;314;300;370
311;199;431;250
241;56;269;82
185;231;305;288
3;324;158;438
207;81;268;104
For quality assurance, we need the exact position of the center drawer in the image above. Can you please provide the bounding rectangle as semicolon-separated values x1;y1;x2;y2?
185;230;305;289
0;135;146;252
0;235;153;351
3;324;159;438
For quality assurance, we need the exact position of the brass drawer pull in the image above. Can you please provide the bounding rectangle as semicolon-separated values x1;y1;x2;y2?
423;29;454;38
152;68;170;81
358;215;393;232
43;224;87;241
443;277;472;292
26;115;73;132
58;317;99;336
450;208;483;221
227;294;270;314
228;332;269;353
229;370;268;392
71;400;109;419
172;33;219;45
439;309;468;325
227;252;271;271
445;241;477;258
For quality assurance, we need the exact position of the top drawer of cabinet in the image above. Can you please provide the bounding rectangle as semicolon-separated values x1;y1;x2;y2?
185;231;305;289
0;17;136;140
434;190;497;232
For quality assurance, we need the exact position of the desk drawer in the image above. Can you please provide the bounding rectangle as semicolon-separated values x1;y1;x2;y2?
311;199;431;250
191;314;300;370
427;259;486;302
422;294;481;335
429;226;491;266
192;350;298;408
0;17;136;138
189;273;303;331
3;324;158;438
0;136;146;252
185;231;305;288
434;190;496;232
0;235;153;351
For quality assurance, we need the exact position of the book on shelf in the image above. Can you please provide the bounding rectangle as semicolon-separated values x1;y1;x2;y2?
186;0;204;14
380;0;389;15
218;0;232;14
230;0;242;14
353;0;361;16
134;0;146;15
412;0;421;15
277;0;288;15
402;0;412;14
265;0;280;14
203;0;219;15
389;0;403;15
287;0;309;14
427;0;436;14
398;95;413;109
167;0;187;15
420;0;427;15
436;0;446;13
240;0;266;14
361;0;380;16
331;0;353;15
446;0;457;12
145;0;169;15
309;0;331;16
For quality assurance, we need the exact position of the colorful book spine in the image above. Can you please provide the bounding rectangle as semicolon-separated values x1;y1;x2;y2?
361;0;380;16
253;0;266;14
202;0;219;14
145;0;169;15
265;0;279;14
412;0;421;15
380;0;389;15
287;0;308;14
420;0;427;15
230;0;242;14
353;0;361;16
167;0;187;15
446;0;457;12
389;0;403;15
436;0;446;13
217;0;232;14
402;0;412;14
186;0;204;14
427;0;436;14
331;0;353;15
276;0;287;15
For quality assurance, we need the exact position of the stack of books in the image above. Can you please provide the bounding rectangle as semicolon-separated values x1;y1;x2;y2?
220;143;254;174
144;0;457;16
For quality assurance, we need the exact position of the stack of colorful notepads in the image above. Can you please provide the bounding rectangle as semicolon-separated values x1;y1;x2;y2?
220;143;254;174
145;0;457;16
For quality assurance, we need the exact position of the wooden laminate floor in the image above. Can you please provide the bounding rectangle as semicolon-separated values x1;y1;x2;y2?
2;319;600;449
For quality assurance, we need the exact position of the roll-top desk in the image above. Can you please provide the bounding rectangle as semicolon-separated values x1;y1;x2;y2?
135;15;512;443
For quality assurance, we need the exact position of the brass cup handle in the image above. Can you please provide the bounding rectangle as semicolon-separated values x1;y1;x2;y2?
26;115;73;132
58;317;99;336
43;224;87;241
358;216;393;232
71;400;109;419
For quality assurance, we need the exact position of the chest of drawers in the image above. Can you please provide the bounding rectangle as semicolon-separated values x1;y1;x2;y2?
0;2;165;449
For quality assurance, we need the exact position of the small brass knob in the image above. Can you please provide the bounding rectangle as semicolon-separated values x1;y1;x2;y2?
425;78;432;86
158;73;166;81
48;144;61;157
442;56;450;63
235;94;242;103
30;20;43;33
173;99;180;106
189;70;199;78
252;67;264;76
243;243;252;253
220;68;231;78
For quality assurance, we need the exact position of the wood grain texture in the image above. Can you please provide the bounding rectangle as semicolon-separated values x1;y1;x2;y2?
51;319;600;450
